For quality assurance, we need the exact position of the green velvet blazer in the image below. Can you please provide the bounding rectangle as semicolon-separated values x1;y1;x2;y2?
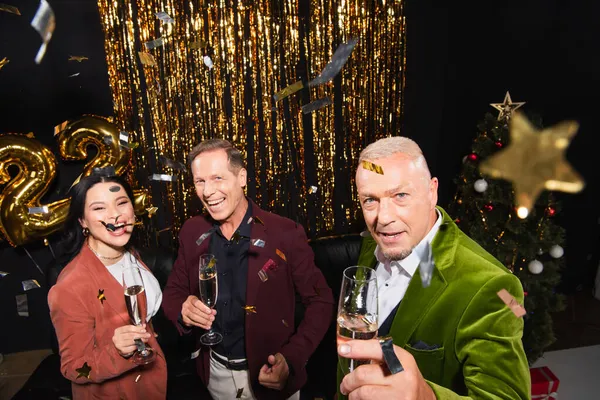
339;206;531;399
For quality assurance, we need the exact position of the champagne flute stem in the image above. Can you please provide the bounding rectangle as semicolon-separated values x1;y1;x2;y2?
135;338;146;352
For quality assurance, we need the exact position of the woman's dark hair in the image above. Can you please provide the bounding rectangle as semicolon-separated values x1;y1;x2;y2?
56;172;135;268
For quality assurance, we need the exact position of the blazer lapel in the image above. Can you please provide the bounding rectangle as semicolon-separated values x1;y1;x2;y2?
81;244;130;326
388;208;457;346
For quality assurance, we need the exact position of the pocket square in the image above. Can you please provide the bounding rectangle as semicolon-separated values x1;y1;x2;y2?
258;259;278;282
411;340;440;350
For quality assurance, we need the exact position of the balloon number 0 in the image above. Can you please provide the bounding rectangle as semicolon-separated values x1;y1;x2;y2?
0;115;151;247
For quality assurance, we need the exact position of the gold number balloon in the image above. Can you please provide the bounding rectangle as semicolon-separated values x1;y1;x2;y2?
0;135;70;246
55;115;150;215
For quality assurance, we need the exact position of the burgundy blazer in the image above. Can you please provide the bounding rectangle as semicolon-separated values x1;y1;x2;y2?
48;245;167;400
162;199;335;399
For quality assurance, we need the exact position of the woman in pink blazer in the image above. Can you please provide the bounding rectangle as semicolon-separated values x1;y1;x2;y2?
48;169;167;399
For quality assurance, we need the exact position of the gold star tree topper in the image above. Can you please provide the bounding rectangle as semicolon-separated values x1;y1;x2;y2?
490;91;525;121
479;112;584;218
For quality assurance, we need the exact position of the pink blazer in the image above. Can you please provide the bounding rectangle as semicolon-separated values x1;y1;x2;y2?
48;244;167;399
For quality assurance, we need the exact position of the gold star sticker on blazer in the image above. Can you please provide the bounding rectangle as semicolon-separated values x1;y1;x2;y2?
490;91;525;121
479;112;584;217
76;362;92;379
146;206;158;217
97;289;106;305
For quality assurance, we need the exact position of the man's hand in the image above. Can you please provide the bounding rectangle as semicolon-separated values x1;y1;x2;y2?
258;353;290;390
112;324;151;356
181;295;216;329
338;340;436;400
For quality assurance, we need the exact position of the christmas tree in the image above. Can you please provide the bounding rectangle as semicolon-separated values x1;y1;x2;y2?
447;96;567;364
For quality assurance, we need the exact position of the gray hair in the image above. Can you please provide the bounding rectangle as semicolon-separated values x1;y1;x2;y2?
358;136;431;178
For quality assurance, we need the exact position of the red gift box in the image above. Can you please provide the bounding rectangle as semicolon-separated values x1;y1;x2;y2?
530;366;559;399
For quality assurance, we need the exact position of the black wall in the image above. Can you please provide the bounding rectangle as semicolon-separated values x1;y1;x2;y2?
1;0;598;354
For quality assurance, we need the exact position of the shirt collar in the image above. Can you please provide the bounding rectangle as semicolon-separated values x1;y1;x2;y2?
374;208;442;277
213;198;253;239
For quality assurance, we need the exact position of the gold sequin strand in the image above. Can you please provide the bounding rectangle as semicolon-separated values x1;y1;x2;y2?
96;0;406;240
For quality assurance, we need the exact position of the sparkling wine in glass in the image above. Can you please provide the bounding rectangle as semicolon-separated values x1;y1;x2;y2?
122;262;156;365
199;254;222;346
337;266;378;374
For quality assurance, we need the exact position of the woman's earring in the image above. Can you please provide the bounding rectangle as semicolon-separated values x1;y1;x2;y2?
82;227;89;237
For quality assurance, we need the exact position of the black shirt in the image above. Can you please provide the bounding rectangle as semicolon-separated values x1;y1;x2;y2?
209;201;252;359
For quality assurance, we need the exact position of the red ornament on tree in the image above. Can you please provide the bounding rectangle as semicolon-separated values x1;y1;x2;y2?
546;207;556;217
468;153;478;161
455;218;461;224
494;141;503;148
484;204;494;212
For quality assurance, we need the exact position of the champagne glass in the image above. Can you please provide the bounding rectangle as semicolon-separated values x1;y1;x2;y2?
199;254;222;346
337;266;378;374
122;262;156;365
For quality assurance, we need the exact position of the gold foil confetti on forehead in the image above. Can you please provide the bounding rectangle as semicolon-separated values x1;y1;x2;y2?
361;160;384;175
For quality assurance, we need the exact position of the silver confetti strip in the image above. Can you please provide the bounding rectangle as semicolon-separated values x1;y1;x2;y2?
258;270;268;283
16;294;28;317
29;206;49;214
246;217;253;224
69;72;80;78
301;98;332;114
150;174;176;182
135;374;141;383
156;11;174;24
30;0;55;64
308;38;358;87
159;155;186;171
203;55;214;69
0;271;9;278
190;349;200;359
308;186;318;194
22;279;41;291
196;232;212;246
417;242;435;288
359;230;371;237
144;37;165;50
251;239;266;248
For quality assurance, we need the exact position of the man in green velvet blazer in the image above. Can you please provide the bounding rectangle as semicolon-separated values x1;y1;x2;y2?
337;137;530;399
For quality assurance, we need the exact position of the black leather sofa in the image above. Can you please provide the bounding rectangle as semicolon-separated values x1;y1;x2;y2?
13;234;362;400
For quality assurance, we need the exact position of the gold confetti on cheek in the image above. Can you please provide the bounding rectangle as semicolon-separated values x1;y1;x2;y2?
361;160;384;175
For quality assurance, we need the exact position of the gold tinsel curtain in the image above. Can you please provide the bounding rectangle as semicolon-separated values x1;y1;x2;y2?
96;0;406;242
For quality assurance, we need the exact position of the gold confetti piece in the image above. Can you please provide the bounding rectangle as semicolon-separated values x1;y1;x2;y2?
138;51;156;66
231;230;242;244
258;270;268;282
497;289;526;318
97;289;106;304
22;279;40;291
31;0;56;64
243;305;257;314
0;3;20;15
135;374;141;383
273;80;303;102
276;249;286;262
68;55;88;62
236;388;244;398
146;206;158;217
308;186;318;194
253;216;264;226
361;160;384;175
0;57;9;70
157;226;173;235
207;258;216;269
75;362;92;379
25;132;35;138
479;112;584;215
282;319;289;327
190;40;207;50
44;238;49;246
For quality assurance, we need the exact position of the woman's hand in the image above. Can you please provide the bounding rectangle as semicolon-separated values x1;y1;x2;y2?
112;324;151;357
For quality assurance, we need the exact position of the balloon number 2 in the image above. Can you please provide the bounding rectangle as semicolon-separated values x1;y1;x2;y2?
0;115;151;247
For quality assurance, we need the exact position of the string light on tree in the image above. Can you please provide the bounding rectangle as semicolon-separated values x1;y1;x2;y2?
528;260;544;274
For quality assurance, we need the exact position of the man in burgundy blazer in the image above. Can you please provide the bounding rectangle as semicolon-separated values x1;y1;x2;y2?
162;139;334;399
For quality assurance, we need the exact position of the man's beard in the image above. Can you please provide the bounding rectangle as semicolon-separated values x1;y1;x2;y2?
382;247;413;262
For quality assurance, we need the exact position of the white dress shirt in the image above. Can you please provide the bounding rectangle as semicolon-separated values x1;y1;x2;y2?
374;209;442;326
106;252;162;322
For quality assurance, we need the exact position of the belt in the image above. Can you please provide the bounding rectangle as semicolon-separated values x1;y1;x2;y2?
211;351;249;371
